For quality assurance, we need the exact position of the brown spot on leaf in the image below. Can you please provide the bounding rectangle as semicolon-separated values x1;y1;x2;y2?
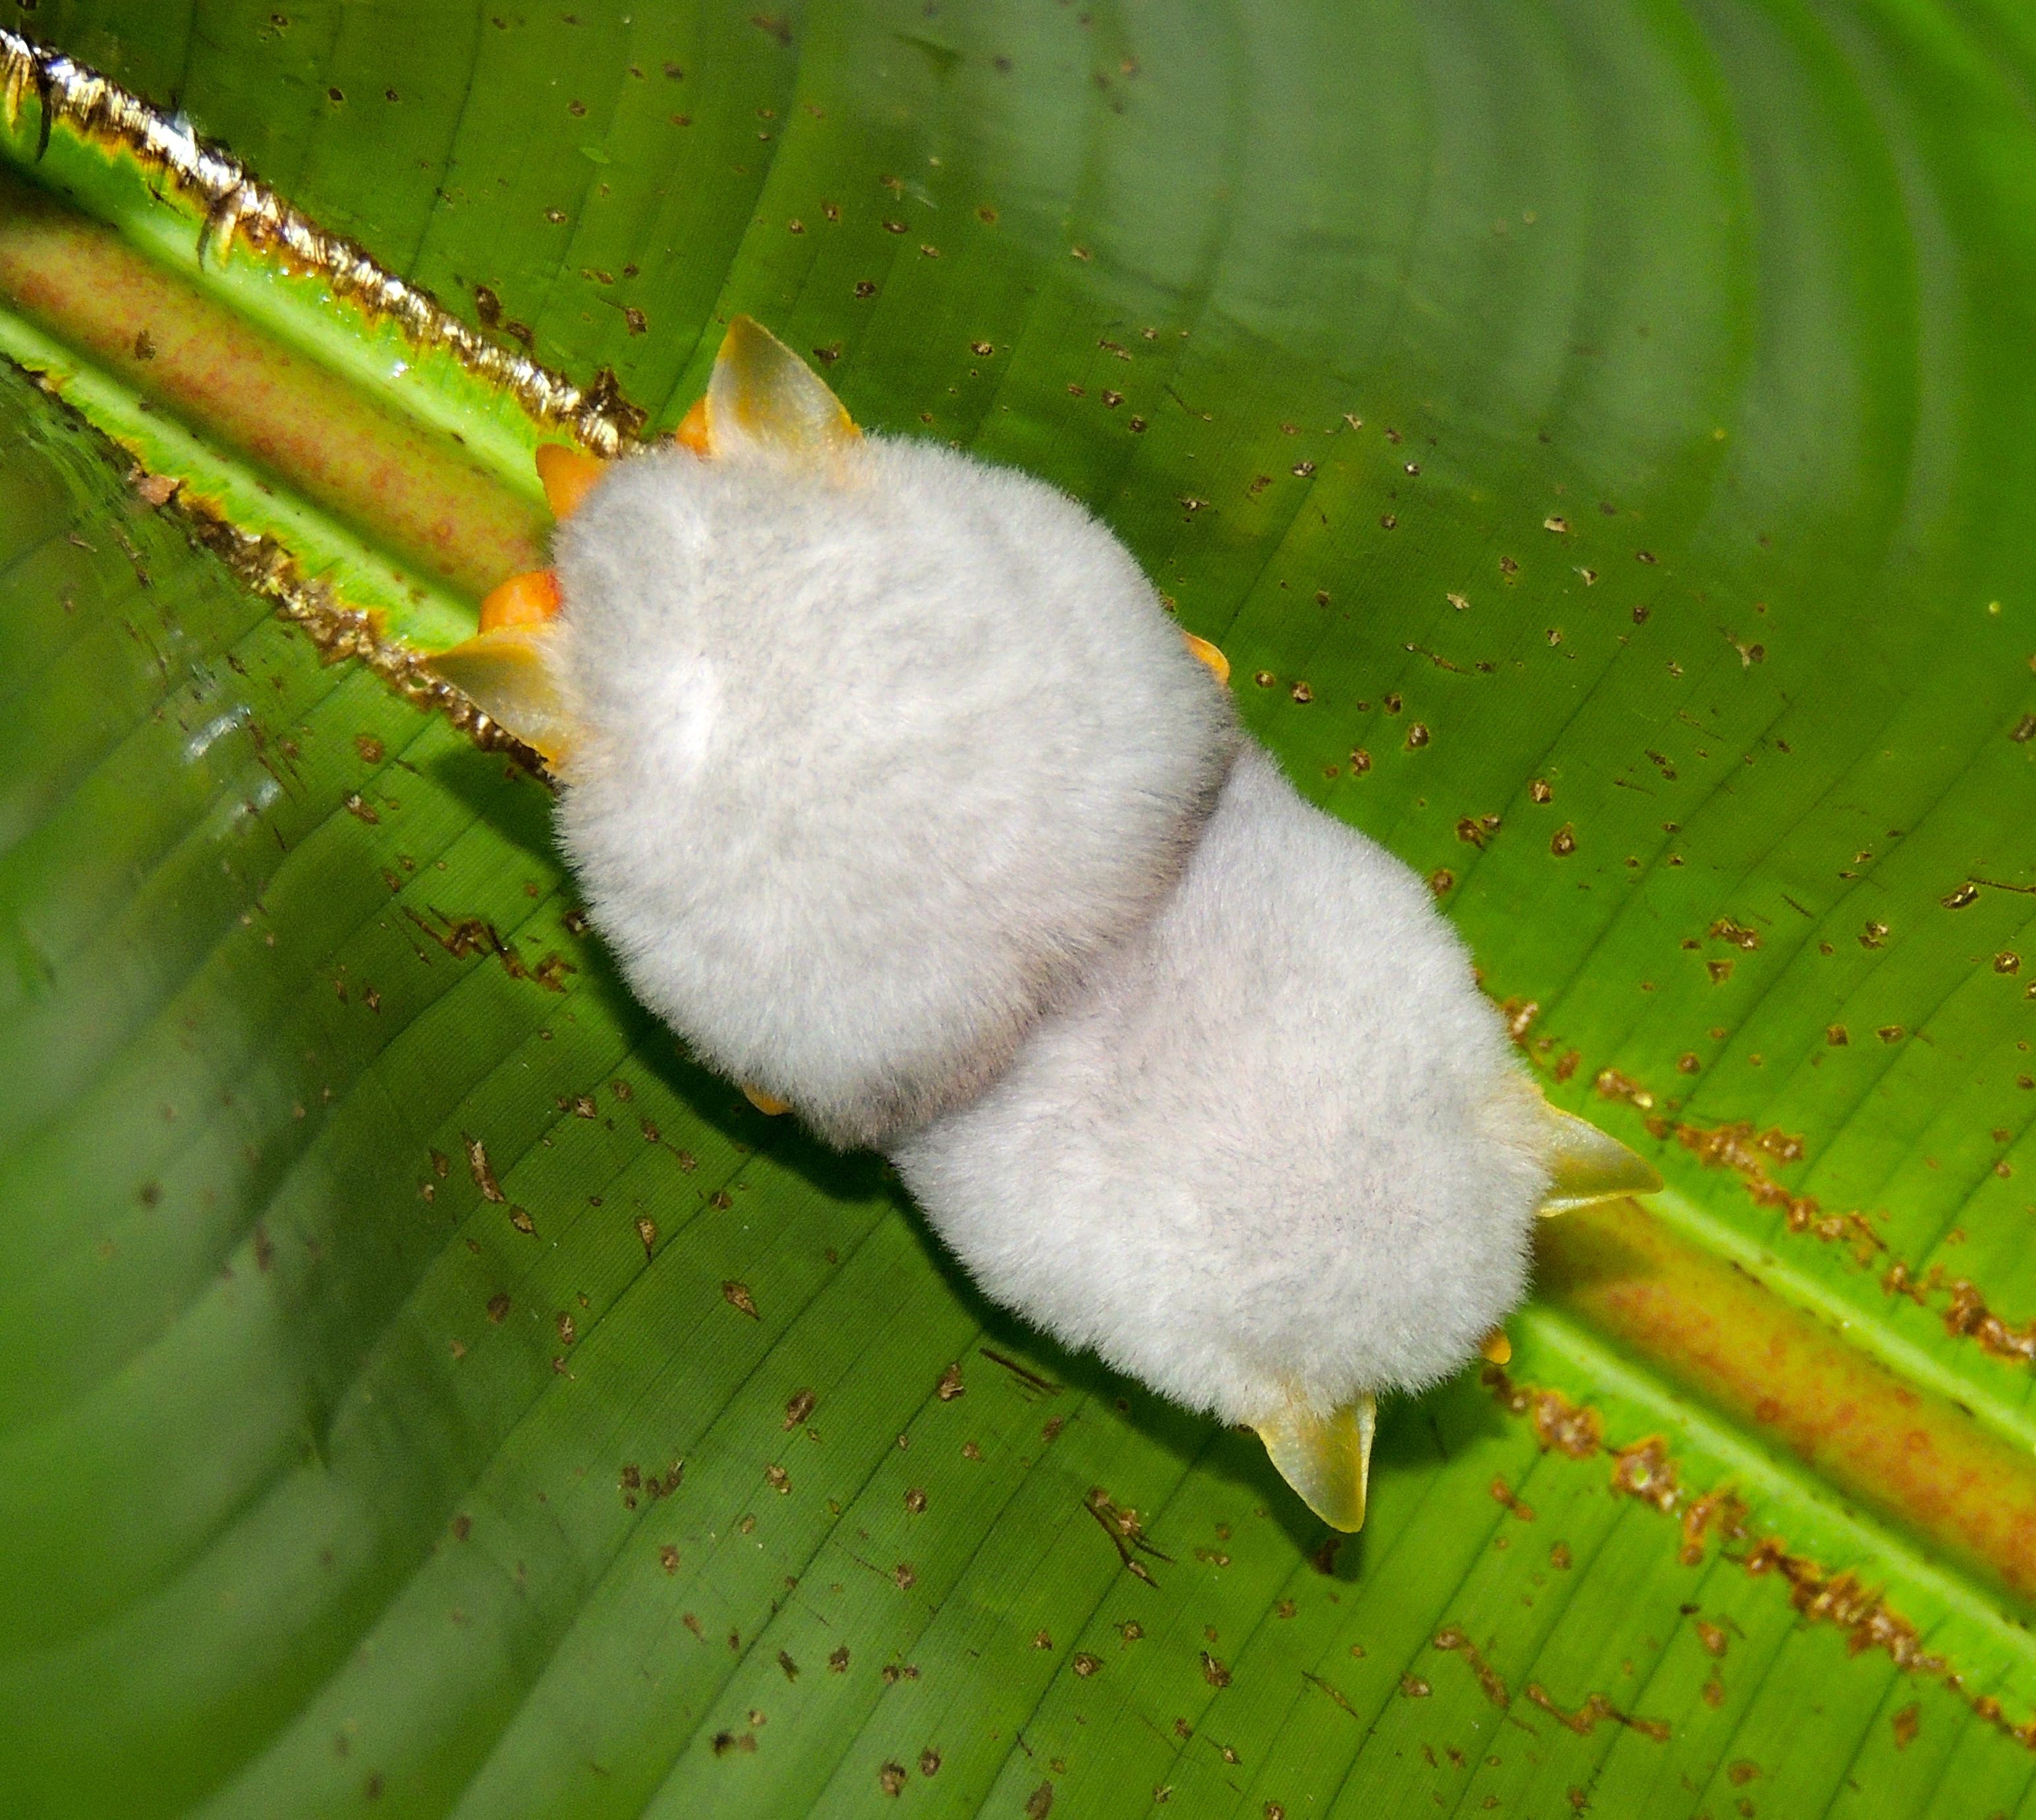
1434;1626;1510;1705
409;909;577;993
1524;1682;1669;1742
1593;1068;1655;1111
1486;1367;1604;1458
466;1131;505;1205
1612;1436;1680;1512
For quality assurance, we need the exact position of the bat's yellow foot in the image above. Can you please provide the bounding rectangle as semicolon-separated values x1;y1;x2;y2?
675;394;712;456
1535;1099;1662;1216
1182;632;1230;683
535;443;609;520
1256;1390;1375;1533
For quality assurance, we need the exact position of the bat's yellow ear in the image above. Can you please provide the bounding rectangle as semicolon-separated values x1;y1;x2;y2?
1256;1390;1375;1533
429;433;603;765
1533;1097;1662;1217
426;622;575;772
688;314;859;461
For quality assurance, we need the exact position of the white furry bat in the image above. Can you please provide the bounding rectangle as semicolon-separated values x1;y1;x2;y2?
431;319;1658;1530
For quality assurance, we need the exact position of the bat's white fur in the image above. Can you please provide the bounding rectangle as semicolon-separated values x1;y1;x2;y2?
551;438;1238;1147
891;743;1552;1425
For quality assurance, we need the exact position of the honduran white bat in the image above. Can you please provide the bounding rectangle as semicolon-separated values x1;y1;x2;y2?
430;318;1658;1530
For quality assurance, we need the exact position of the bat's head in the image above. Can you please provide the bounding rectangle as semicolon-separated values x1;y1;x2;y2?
425;316;859;773
428;318;1237;1149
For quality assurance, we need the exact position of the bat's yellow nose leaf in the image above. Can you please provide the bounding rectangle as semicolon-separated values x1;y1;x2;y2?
425;622;575;770
1535;1098;1663;1216
1479;1327;1512;1365
741;1083;791;1116
706;314;859;461
476;566;562;633
1255;1390;1375;1532
534;443;609;520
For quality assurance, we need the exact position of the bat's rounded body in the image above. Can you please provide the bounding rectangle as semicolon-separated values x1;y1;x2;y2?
893;740;1550;1429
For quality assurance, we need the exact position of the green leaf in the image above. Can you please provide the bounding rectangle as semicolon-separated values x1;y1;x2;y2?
4;3;2036;1817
